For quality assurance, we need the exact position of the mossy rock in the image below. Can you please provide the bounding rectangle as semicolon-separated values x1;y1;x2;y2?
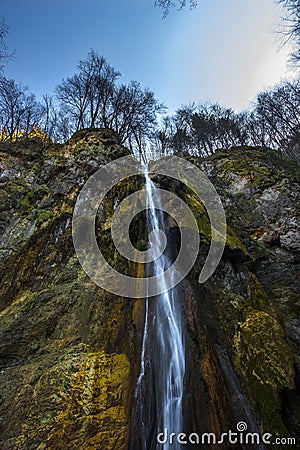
184;189;249;257
28;208;54;225
43;352;130;450
234;310;294;435
247;273;267;310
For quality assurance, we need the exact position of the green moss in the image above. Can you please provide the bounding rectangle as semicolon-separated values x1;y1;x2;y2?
246;273;267;310
16;197;33;214
234;310;294;435
16;185;50;215
271;288;300;319
226;225;249;255
184;191;211;239
184;189;249;256
96;176;146;278
206;146;289;191
265;149;300;181
214;290;247;345
40;416;52;425
28;208;54;225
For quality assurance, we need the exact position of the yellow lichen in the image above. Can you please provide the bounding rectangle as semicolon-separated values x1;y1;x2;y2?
44;352;130;450
233;310;294;434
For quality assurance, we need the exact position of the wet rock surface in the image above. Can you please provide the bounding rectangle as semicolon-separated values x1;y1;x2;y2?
0;130;139;449
0;138;299;449
185;147;300;444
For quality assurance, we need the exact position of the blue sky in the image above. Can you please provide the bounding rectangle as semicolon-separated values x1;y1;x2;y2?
1;0;292;113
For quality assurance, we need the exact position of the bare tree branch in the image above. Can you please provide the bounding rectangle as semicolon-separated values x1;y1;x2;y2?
276;0;300;66
155;0;197;16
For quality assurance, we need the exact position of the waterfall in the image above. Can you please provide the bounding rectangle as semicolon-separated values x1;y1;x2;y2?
131;165;185;449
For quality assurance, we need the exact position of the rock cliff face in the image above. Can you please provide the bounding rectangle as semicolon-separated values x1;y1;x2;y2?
0;133;299;449
0;130;142;450
183;148;299;442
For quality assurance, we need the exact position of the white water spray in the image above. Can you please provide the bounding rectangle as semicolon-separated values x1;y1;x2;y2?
132;165;185;449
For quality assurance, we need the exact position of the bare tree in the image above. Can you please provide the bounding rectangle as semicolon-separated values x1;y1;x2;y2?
155;0;197;16
56;50;120;132
55;110;72;142
55;51;164;153
238;111;269;148
40;94;58;144
109;81;165;150
165;103;248;156
0;18;13;73
277;0;300;65
155;115;176;155
0;76;39;141
254;78;300;161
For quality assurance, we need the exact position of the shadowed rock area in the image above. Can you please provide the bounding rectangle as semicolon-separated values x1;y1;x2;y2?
0;132;299;449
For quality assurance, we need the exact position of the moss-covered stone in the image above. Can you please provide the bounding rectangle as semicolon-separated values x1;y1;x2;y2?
247;273;268;310
234;311;294;435
184;188;249;256
185;146;299;440
43;352;130;450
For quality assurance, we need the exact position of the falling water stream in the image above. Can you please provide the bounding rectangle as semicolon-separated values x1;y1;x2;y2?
130;163;266;450
131;165;185;449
